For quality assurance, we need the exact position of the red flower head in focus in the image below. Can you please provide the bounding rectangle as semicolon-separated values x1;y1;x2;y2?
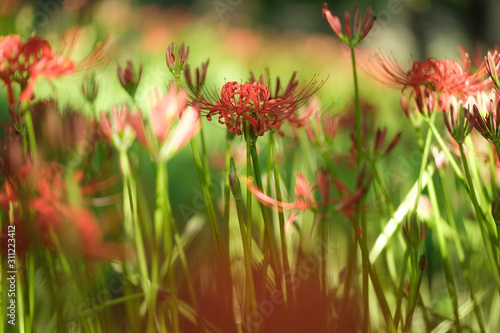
192;74;322;137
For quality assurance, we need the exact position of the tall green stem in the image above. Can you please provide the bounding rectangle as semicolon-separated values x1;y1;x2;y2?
427;175;462;332
350;46;362;170
459;143;500;292
270;132;290;303
249;137;282;291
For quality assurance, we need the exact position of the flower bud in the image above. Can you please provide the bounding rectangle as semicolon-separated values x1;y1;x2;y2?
117;60;142;98
419;253;427;272
82;75;98;104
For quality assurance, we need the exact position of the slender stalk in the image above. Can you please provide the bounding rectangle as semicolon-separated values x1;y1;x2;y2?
245;123;253;250
394;248;410;330
270;131;290;303
224;133;233;250
249;137;282;291
458;143;500;292
23;103;38;164
189;137;224;261
357;236;396;332
427;175;462;332
153;161;177;332
489;143;497;199
350;46;362;170
413;113;435;212
425;118;467;189
403;260;425;332
230;158;258;324
435;169;486;332
172;223;207;333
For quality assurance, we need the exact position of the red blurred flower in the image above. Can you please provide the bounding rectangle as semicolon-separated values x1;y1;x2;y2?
370;54;491;111
0;35;74;105
243;169;369;234
99;104;148;148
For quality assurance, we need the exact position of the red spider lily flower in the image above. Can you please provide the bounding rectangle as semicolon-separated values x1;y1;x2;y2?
192;75;322;137
322;3;376;47
166;42;189;78
0;35;74;105
486;51;500;90
158;105;201;161
248;71;325;138
149;85;188;142
148;85;201;161
443;96;476;144
99;104;148;148
370;54;491;111
117;60;142;98
469;90;500;143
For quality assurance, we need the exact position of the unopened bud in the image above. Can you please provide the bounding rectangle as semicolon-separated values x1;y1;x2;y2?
117;60;142;98
82;75;99;104
419;253;427;272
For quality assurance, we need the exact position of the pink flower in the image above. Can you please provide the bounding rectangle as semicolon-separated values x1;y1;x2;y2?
149;85;188;142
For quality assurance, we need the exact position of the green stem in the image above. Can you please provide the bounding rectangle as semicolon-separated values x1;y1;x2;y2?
357;236;396;332
270;132;290;304
249;137;282;291
413;113;436;212
403;259;425;332
321;149;337;178
23;103;38;164
350;46;362;170
427;175;462;332
172;223;207;333
230;158;258;324
189;137;224;262
224;133;233;250
459;143;500;292
435;169;486;332
394;248;410;330
489;143;497;199
425;118;467;189
245;124;253;250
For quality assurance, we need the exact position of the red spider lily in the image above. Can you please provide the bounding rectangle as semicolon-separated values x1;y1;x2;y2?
99;104;148;148
166;42;189;78
0;35;74;105
1;33;117;106
370;54;492;111
192;75;321;137
148;85;201;160
1;161;123;259
242;169;369;234
443;96;476;144
149;85;188;142
469;90;500;142
247;71;323;137
322;4;376;47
